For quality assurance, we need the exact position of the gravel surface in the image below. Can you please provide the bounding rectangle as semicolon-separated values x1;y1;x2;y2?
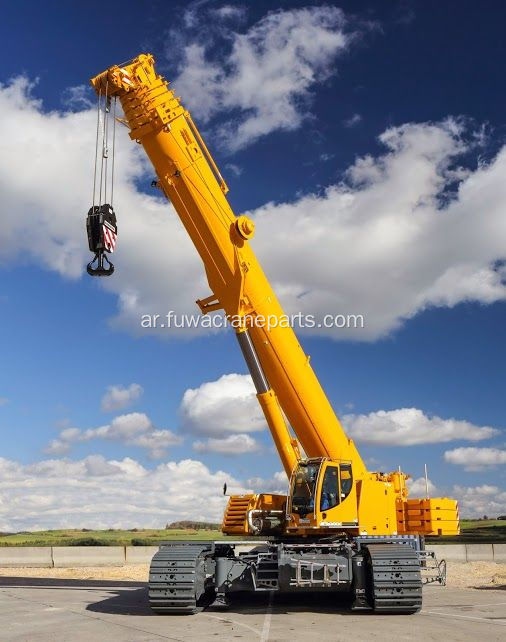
446;561;506;588
0;564;150;582
0;561;505;589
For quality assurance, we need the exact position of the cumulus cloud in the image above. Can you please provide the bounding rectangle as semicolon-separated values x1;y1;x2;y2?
193;433;260;455
44;412;182;459
1;451;503;528
252;120;506;340
452;484;506;518
0;75;205;337
2;73;506;342
342;407;499;445
86;412;154;440
101;383;143;412
444;446;506;471
0;455;247;531
407;476;437;497
171;5;351;151
245;470;288;494
398;472;506;518
180;373;265;436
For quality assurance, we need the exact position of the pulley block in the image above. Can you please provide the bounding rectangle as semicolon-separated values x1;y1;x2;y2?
86;203;117;277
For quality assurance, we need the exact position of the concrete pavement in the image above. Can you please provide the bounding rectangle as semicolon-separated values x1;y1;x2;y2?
0;576;505;641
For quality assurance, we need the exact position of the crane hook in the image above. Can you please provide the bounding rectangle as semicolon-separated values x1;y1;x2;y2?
86;203;117;277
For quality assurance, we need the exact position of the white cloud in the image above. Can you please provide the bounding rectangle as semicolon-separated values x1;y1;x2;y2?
398;472;506;518
180;373;265;437
0;75;205;338
172;6;350;150
193;433;260;455
452;484;506;518
245;470;288;494
251;120;506;340
407;476;437;497
44;439;71;456
61;84;93;110
444;446;506;471
342;407;498;445
343;113;362;128
0;455;247;531
130;430;183;460
45;412;182;459
60;427;81;440
101;383;143;412
211;4;247;22
85;412;153;440
2;77;506;343
225;162;242;177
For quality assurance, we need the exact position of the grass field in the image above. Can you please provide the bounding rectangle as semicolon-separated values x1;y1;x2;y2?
0;528;227;547
427;519;506;544
0;520;504;546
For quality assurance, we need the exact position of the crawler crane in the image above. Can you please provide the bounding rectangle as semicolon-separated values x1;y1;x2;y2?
86;54;459;614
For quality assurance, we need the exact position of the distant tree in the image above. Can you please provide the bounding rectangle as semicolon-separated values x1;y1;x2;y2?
483;515;488;520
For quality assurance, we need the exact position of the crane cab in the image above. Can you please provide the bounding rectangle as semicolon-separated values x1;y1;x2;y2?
286;458;358;534
221;457;358;537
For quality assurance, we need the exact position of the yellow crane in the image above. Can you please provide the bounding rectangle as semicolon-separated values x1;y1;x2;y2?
87;54;459;614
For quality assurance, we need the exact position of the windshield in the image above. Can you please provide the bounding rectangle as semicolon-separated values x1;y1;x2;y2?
291;462;321;516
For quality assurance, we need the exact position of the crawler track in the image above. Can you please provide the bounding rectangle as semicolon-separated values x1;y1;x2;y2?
148;544;214;614
366;543;423;614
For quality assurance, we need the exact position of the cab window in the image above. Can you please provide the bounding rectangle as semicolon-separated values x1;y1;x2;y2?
320;466;339;510
292;462;320;516
340;463;353;500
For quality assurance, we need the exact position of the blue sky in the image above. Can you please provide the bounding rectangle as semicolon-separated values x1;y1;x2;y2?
0;1;505;529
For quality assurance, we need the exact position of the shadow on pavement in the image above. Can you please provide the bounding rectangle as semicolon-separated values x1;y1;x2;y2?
471;584;506;590
87;588;356;617
0;576;417;617
87;587;151;615
0;576;145;588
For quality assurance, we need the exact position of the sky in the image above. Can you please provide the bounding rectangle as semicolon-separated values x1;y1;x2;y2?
0;0;505;530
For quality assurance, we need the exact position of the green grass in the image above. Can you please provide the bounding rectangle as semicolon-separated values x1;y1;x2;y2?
427;519;506;544
1;520;504;546
0;528;229;547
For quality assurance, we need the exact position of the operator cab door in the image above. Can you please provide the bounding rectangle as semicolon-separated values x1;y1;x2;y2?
316;461;358;527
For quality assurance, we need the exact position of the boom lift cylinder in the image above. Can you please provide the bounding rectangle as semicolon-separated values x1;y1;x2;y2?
236;329;299;476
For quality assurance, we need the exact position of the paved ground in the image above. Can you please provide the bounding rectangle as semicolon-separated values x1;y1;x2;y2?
0;577;504;641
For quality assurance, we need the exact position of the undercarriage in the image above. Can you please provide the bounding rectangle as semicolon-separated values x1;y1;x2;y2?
148;536;445;615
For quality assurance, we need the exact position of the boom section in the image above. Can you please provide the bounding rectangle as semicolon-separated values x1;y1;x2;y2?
91;54;366;477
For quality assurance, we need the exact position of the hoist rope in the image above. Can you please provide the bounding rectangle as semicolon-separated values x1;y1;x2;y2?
92;81;117;211
111;97;117;207
98;80;109;206
92;89;102;210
